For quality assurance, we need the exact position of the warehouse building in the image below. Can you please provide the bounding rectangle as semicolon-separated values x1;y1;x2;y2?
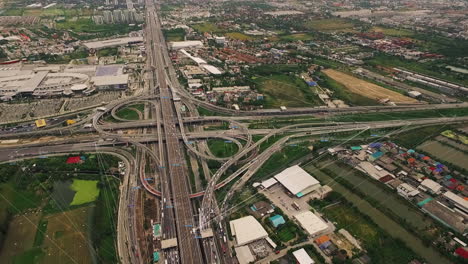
294;211;329;236
419;179;443;194
169;40;203;50
274;165;321;197
443;191;468;214
83;36;143;50
293;248;315;264
234;246;255;264
230;216;268;246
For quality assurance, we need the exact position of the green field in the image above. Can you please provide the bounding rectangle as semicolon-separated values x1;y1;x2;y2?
164;28;186;41
306;18;356;32
192;22;222;33
279;33;314;42
70;180;100;206
115;106;141;120
225;32;254;41
253;74;323;108
56;18;139;35
371;26;414;37
207;139;239;158
1;7;94;18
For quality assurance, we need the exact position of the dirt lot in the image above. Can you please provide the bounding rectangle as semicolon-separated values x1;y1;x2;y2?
40;206;94;264
322;69;418;104
0;213;41;263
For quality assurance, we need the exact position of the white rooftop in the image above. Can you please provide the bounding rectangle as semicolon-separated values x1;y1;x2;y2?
170;40;203;49
294;211;328;236
274;165;320;195
83;37;143;49
230;215;268;246
292;248;315;264
91;74;128;86
201;64;222;75
234;246;255;264
443;191;468;211
261;178;278;189
420;179;442;193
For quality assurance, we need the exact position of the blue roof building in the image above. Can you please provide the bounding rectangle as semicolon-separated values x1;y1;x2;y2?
269;215;286;228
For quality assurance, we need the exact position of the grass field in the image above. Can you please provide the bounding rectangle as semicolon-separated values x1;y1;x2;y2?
306;18;356;32
225;32;254;41
207;139;239;158
322;69;418;104
253;74;323;108
163;28;185;41
0;213;41;263
70;180;99;206
1;8;94;18
115;106;141;120
192;22;222;33
370;26;414;37
279;33;314;42
41;206;94;264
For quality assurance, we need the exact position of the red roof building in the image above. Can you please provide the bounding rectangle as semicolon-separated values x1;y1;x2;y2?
66;156;81;164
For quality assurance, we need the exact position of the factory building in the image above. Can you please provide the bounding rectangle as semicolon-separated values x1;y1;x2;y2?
229;215;268;246
294;211;329;236
273;165;321;197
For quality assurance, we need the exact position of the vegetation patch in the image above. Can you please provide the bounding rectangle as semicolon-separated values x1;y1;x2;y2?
253;74;323;108
207;139;239;158
225;32;254;41
306;18;356;32
192;22;222;33
70;180;100;206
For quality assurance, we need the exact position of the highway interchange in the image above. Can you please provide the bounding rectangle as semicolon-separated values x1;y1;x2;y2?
0;1;468;264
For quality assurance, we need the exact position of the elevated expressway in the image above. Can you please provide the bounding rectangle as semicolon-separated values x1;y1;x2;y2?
1;2;468;264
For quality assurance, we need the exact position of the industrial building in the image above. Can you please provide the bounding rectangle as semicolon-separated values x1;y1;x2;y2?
293;248;315;264
229;215;268;246
443;191;468;214
0;64;129;100
273;165;321;197
234;246;255;264
419;179;443;194
294;211;329;236
169;40;203;50
83;36;144;50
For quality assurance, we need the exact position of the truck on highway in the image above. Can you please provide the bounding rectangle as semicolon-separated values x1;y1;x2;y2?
83;124;93;129
96;107;107;112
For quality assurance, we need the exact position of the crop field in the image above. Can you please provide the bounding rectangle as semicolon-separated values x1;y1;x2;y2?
254;74;322;108
0;213;41;263
306;18;356;32
322;69;418;104
70;180;100;206
41;206;93;264
225;32;253;41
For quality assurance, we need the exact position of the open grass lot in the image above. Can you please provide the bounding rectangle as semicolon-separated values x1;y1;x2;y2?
253;74;323;108
192;22;222;33
115;106;141;120
225;32;254;41
41;206;94;264
370;26;414;37
164;28;185;41
0;213;41;263
207;139;239;158
322;69;418;104
57;19;138;35
279;33;314;42
70;180;99;206
306;18;356;32
276;224;298;242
